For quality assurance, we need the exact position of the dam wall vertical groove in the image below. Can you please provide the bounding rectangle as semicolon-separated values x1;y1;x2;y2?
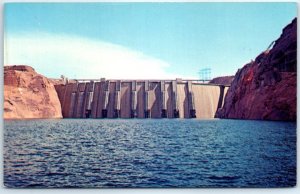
131;81;137;118
56;80;229;119
217;85;225;111
114;81;121;118
187;81;196;118
161;81;167;118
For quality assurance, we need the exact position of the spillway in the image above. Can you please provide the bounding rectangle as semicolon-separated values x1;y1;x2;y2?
55;79;229;119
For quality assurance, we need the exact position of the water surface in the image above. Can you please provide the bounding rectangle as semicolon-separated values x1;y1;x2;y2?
4;119;296;188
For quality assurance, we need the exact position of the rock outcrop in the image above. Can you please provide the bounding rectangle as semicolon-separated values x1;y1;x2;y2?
209;76;234;86
217;18;296;121
4;65;62;119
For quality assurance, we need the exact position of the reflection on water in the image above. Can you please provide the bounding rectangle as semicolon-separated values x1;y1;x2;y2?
4;119;296;188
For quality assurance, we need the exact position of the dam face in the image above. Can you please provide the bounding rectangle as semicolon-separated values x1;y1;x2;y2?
55;79;229;119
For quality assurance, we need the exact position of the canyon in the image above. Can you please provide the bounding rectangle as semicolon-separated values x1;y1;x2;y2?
3;18;296;121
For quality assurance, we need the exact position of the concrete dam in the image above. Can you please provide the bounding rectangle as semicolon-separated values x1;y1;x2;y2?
55;79;229;119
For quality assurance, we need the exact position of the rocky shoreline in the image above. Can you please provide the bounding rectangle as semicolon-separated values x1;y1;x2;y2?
4;65;62;119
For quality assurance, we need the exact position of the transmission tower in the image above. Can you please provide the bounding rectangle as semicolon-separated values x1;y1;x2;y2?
198;68;211;82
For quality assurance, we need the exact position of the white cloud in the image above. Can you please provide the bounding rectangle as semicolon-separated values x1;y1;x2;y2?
4;32;185;79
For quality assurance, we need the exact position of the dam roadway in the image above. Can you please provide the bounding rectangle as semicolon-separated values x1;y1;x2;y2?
54;79;229;119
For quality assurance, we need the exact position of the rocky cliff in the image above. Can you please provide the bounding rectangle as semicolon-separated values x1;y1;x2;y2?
4;65;62;119
209;76;234;86
217;18;296;121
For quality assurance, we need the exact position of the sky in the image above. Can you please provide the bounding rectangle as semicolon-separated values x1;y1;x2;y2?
4;2;297;79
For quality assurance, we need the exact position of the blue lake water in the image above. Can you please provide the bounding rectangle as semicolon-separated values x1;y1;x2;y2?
3;119;296;188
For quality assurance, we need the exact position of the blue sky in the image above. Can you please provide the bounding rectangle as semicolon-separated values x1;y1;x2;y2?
4;2;297;79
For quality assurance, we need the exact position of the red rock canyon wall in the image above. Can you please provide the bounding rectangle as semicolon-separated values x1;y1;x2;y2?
4;65;62;119
217;18;296;121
